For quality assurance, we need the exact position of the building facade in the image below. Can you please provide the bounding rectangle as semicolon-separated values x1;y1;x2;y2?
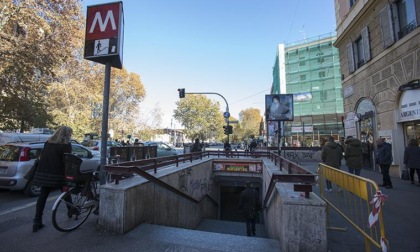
334;0;420;173
271;34;344;147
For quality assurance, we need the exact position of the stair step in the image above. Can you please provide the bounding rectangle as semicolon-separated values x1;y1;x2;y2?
127;222;281;252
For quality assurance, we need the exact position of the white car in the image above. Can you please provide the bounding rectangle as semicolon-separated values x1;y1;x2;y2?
0;142;100;197
82;140;122;156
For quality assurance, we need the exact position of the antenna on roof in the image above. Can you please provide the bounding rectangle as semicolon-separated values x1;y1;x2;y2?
299;25;307;41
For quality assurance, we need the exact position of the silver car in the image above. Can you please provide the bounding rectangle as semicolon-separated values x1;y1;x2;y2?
142;141;178;157
0;142;100;197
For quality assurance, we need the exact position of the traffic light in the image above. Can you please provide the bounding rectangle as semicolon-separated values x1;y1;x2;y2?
223;125;228;135
178;88;185;98
223;125;233;135
227;125;233;134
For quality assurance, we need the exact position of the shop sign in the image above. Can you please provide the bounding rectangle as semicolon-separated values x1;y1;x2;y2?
399;89;420;122
291;126;313;133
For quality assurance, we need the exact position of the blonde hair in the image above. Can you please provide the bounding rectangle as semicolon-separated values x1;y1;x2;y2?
48;126;73;144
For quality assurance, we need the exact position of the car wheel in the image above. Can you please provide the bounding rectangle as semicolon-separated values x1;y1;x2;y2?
24;180;41;197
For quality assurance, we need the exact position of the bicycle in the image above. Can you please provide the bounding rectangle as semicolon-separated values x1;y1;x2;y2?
51;153;100;232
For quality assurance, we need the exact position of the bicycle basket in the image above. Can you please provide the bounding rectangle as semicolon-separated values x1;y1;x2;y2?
64;153;91;183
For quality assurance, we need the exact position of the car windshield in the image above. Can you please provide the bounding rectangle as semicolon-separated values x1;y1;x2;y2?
84;141;99;147
0;145;21;161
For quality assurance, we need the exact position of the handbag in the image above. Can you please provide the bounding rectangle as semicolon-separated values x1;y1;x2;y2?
401;165;409;180
24;159;39;181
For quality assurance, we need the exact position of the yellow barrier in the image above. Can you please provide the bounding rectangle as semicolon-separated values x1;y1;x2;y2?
318;163;388;252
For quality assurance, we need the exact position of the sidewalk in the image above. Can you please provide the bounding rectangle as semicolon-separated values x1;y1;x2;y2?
301;161;420;252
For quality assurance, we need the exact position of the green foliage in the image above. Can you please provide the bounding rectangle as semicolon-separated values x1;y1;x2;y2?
0;1;146;140
238;108;262;141
174;95;225;141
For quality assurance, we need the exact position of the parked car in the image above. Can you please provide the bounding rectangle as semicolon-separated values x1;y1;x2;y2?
81;140;122;156
142;141;178;157
0;132;52;145
0;142;100;197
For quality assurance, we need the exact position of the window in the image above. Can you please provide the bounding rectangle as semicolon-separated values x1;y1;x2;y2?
346;26;370;74
318;71;325;78
396;0;417;39
380;1;418;48
300;75;306;81
349;0;357;8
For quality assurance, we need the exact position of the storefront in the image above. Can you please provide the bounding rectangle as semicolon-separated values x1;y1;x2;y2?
355;99;376;170
398;86;420;145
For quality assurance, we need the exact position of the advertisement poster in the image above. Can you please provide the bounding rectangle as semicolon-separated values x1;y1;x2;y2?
265;94;294;121
213;161;262;173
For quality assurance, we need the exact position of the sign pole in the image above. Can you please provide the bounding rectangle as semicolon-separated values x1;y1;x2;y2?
277;120;281;156
99;62;111;185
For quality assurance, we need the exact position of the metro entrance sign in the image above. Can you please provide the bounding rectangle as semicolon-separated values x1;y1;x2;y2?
84;1;124;69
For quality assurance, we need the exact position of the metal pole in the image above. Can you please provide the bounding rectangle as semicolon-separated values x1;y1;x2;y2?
99;62;111;185
277;120;281;156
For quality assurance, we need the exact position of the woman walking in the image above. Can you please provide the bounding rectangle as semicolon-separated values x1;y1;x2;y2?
32;126;73;232
404;138;420;185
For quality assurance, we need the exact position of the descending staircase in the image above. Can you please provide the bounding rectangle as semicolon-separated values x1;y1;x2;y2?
125;219;281;252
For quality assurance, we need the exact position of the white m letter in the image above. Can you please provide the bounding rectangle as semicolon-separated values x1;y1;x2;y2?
89;10;117;33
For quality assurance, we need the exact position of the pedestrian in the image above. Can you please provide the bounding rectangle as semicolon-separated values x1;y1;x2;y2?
321;136;343;192
32;126;73;232
249;138;257;158
223;141;231;157
133;138;141;146
238;181;259;236
191;138;202;152
375;138;393;189
404;138;420;185
344;136;363;176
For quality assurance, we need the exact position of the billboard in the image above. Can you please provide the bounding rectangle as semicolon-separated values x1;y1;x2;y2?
265;94;294;121
84;1;124;69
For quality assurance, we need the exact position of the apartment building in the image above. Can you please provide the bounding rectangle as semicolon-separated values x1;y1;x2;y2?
334;0;420;172
271;34;344;147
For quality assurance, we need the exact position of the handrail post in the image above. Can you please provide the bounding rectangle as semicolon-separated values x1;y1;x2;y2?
154;159;158;173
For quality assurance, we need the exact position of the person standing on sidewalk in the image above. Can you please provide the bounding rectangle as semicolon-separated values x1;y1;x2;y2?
32;126;73;232
238;181;260;236
375;138;393;189
404;138;420;185
321;136;343;192
344;136;363;176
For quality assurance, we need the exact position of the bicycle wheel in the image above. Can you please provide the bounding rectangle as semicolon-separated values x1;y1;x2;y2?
52;187;93;232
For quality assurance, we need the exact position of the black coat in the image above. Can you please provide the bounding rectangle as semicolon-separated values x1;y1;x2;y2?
33;142;72;187
404;145;420;169
344;138;363;169
321;141;343;168
375;142;393;165
238;187;259;219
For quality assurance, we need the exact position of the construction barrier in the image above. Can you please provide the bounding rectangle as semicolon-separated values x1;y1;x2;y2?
318;163;389;252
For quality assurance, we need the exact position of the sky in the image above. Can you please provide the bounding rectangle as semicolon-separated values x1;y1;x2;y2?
83;0;337;129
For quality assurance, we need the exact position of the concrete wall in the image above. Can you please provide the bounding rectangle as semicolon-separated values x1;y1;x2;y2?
99;157;327;252
262;160;327;252
99;160;218;234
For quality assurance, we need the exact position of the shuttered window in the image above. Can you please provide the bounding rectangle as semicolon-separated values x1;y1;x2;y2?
346;43;355;74
361;27;371;62
380;5;395;48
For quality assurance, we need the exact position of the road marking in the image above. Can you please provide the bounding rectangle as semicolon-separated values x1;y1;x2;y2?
0;195;58;216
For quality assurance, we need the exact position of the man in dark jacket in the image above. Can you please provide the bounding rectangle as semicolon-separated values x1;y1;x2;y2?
321;136;343;191
238;181;259;236
404;138;420;185
191;138;202;152
344;136;363;176
375;138;393;189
